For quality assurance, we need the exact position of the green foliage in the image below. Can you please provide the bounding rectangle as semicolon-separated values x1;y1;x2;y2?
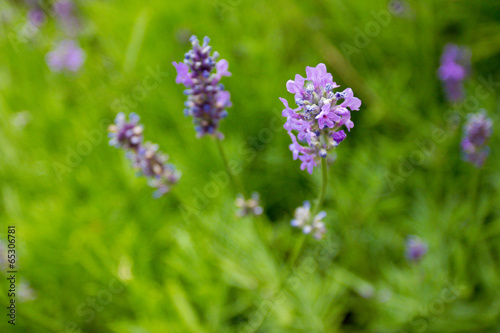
0;0;499;332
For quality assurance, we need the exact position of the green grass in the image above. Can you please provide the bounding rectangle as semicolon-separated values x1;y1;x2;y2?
0;0;499;332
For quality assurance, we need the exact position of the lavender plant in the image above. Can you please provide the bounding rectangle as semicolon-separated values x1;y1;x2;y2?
282;63;361;174
172;35;232;139
290;201;326;240
461;110;493;168
27;7;46;28
235;193;263;217
281;63;361;243
173;35;262;215
46;39;85;73
108;113;180;198
437;44;471;103
405;236;427;262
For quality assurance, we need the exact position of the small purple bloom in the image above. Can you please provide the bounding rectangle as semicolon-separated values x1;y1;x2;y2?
28;8;46;27
172;62;192;85
46;40;85;73
461;110;493;168
290;201;326;240
299;153;317;174
281;63;361;173
286;74;305;94
332;130;346;145
406;236;428;262
108;113;180;198
437;44;471;103
53;0;80;35
388;0;413;18
235;192;264;217
173;35;232;139
108;112;143;149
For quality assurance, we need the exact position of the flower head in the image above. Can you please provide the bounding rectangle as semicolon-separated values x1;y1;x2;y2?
290;201;327;240
405;236;427;262
461;110;493;167
131;142;181;198
281;64;361;173
28;8;46;27
235;192;263;217
173;35;232;139
108;113;180;198
46;39;85;73
437;44;471;103
388;0;413;18
108;112;144;150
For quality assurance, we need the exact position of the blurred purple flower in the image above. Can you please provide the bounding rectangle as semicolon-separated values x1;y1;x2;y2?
28;8;46;27
53;0;80;35
173;35;232;139
54;0;74;18
109;113;180;198
406;236;427;262
46;40;85;73
461;110;493;168
281;63;361;174
290;201;327;240
388;0;413;18
437;44;471;103
108;112;143;150
235;192;263;217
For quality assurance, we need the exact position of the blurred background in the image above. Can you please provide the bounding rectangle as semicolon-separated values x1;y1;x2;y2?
0;0;499;332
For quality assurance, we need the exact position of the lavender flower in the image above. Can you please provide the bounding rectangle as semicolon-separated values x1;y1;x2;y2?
290;201;327;240
108;113;180;198
53;0;80;36
388;0;413;18
46;39;85;73
235;192;263;217
28;8;46;28
437;44;471;103
281;63;361;174
173;35;232;139
405;236;427;262
461;110;493;167
108;112;144;150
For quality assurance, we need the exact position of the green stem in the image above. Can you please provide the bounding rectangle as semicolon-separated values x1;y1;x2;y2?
469;167;480;216
288;158;329;266
213;136;246;196
468;167;482;248
312;158;329;216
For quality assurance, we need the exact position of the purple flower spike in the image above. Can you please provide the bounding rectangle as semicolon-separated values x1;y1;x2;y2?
281;63;361;173
437;44;471;103
405;236;428;262
46;40;85;73
461;110;493;168
108;113;180;198
173;35;232;139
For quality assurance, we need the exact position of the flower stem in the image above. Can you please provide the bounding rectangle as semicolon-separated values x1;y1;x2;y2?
213;136;246;196
312;158;329;217
288;158;329;266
